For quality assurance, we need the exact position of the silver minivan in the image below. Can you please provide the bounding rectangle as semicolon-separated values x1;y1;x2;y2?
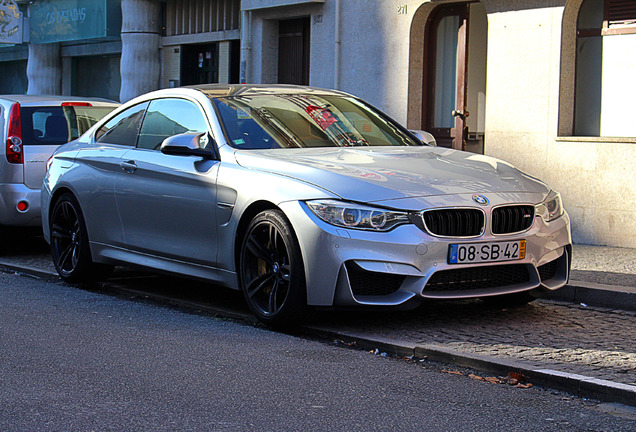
0;95;118;228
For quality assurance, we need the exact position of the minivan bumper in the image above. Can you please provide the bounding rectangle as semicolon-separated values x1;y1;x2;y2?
0;183;42;227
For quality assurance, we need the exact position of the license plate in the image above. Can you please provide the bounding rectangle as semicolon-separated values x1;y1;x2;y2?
448;240;526;264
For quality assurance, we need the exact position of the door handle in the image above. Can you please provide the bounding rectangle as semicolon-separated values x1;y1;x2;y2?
120;160;137;173
451;110;469;120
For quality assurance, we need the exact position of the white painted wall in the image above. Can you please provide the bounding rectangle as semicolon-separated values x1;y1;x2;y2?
163;45;182;88
482;2;635;247
483;6;562;176
600;34;636;137
548;138;636;247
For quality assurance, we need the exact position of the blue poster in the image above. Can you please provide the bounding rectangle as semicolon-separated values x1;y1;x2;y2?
30;0;121;44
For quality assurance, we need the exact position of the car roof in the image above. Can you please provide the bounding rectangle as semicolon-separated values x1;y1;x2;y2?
187;84;352;99
0;94;119;106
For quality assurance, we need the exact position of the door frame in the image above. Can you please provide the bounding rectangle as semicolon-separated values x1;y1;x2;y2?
422;2;472;151
277;17;310;85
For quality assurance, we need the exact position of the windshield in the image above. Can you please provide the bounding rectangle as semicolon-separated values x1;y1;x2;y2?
213;94;419;149
20;106;116;146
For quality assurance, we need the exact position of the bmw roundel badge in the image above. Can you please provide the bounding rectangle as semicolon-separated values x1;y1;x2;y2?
472;194;489;205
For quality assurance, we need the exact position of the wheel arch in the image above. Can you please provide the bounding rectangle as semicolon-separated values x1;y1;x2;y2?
234;199;310;326
48;186;77;220
234;200;281;270
233;200;309;296
46;186;87;245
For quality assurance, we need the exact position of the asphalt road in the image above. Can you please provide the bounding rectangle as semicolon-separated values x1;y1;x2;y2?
1;229;635;404
1;271;636;431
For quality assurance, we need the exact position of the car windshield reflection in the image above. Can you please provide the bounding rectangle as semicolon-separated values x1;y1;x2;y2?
213;94;418;149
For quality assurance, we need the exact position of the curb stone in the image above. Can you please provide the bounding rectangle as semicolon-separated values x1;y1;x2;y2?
0;263;58;281
545;280;636;311
307;327;636;407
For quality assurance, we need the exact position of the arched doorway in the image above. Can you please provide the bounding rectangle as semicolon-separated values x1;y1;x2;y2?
411;1;488;152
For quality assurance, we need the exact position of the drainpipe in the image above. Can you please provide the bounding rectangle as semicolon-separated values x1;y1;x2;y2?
334;0;341;90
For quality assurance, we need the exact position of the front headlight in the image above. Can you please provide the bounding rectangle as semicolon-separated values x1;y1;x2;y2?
535;191;564;222
306;199;410;231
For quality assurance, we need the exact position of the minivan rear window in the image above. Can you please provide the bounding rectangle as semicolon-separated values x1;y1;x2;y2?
20;106;115;146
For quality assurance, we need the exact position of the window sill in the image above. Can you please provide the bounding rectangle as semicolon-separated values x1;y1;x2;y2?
556;136;636;144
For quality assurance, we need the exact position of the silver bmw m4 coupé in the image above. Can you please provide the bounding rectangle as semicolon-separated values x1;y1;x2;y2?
42;85;571;326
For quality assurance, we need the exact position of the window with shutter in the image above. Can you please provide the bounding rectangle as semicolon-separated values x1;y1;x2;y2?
604;0;636;34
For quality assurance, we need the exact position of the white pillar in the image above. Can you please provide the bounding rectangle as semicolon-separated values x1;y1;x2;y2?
119;0;161;102
26;43;61;95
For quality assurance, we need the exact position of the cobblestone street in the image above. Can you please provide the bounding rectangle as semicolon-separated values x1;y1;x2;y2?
311;300;636;386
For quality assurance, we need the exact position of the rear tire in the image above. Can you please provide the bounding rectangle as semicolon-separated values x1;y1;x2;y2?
50;193;111;283
239;210;308;327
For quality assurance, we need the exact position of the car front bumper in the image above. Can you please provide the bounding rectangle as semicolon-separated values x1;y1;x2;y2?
280;199;572;308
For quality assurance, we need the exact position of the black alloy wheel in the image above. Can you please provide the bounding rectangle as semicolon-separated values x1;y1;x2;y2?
50;193;109;283
239;210;308;326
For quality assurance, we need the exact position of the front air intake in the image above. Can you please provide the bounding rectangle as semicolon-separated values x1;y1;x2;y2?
424;264;530;293
346;262;405;297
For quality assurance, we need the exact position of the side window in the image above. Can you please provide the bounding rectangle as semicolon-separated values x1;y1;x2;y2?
96;102;149;146
137;98;209;151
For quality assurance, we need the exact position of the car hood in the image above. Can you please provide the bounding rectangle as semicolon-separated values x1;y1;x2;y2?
233;146;550;204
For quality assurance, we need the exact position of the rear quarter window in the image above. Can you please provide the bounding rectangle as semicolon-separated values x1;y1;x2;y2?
20;106;115;146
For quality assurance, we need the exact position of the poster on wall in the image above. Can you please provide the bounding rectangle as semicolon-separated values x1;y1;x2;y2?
29;0;121;44
0;0;23;44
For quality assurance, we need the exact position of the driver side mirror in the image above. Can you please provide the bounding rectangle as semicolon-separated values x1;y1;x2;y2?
409;130;437;146
160;132;217;159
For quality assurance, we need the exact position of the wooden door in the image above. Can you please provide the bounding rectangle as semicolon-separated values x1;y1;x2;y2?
278;18;310;85
423;4;470;150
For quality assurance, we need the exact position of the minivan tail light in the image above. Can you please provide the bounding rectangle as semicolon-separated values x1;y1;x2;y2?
6;102;23;164
61;102;92;107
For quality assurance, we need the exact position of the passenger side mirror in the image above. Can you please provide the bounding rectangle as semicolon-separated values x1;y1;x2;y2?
409;130;437;146
160;132;216;159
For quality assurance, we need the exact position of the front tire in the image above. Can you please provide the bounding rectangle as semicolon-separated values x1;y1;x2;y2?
239;210;308;327
50;193;111;283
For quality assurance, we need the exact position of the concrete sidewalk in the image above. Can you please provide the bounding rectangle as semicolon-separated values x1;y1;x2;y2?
546;245;636;311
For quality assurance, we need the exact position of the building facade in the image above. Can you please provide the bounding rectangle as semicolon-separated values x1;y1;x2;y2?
0;0;634;247
0;0;240;101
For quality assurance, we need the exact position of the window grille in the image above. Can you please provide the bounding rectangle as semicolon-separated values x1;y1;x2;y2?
165;0;240;36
